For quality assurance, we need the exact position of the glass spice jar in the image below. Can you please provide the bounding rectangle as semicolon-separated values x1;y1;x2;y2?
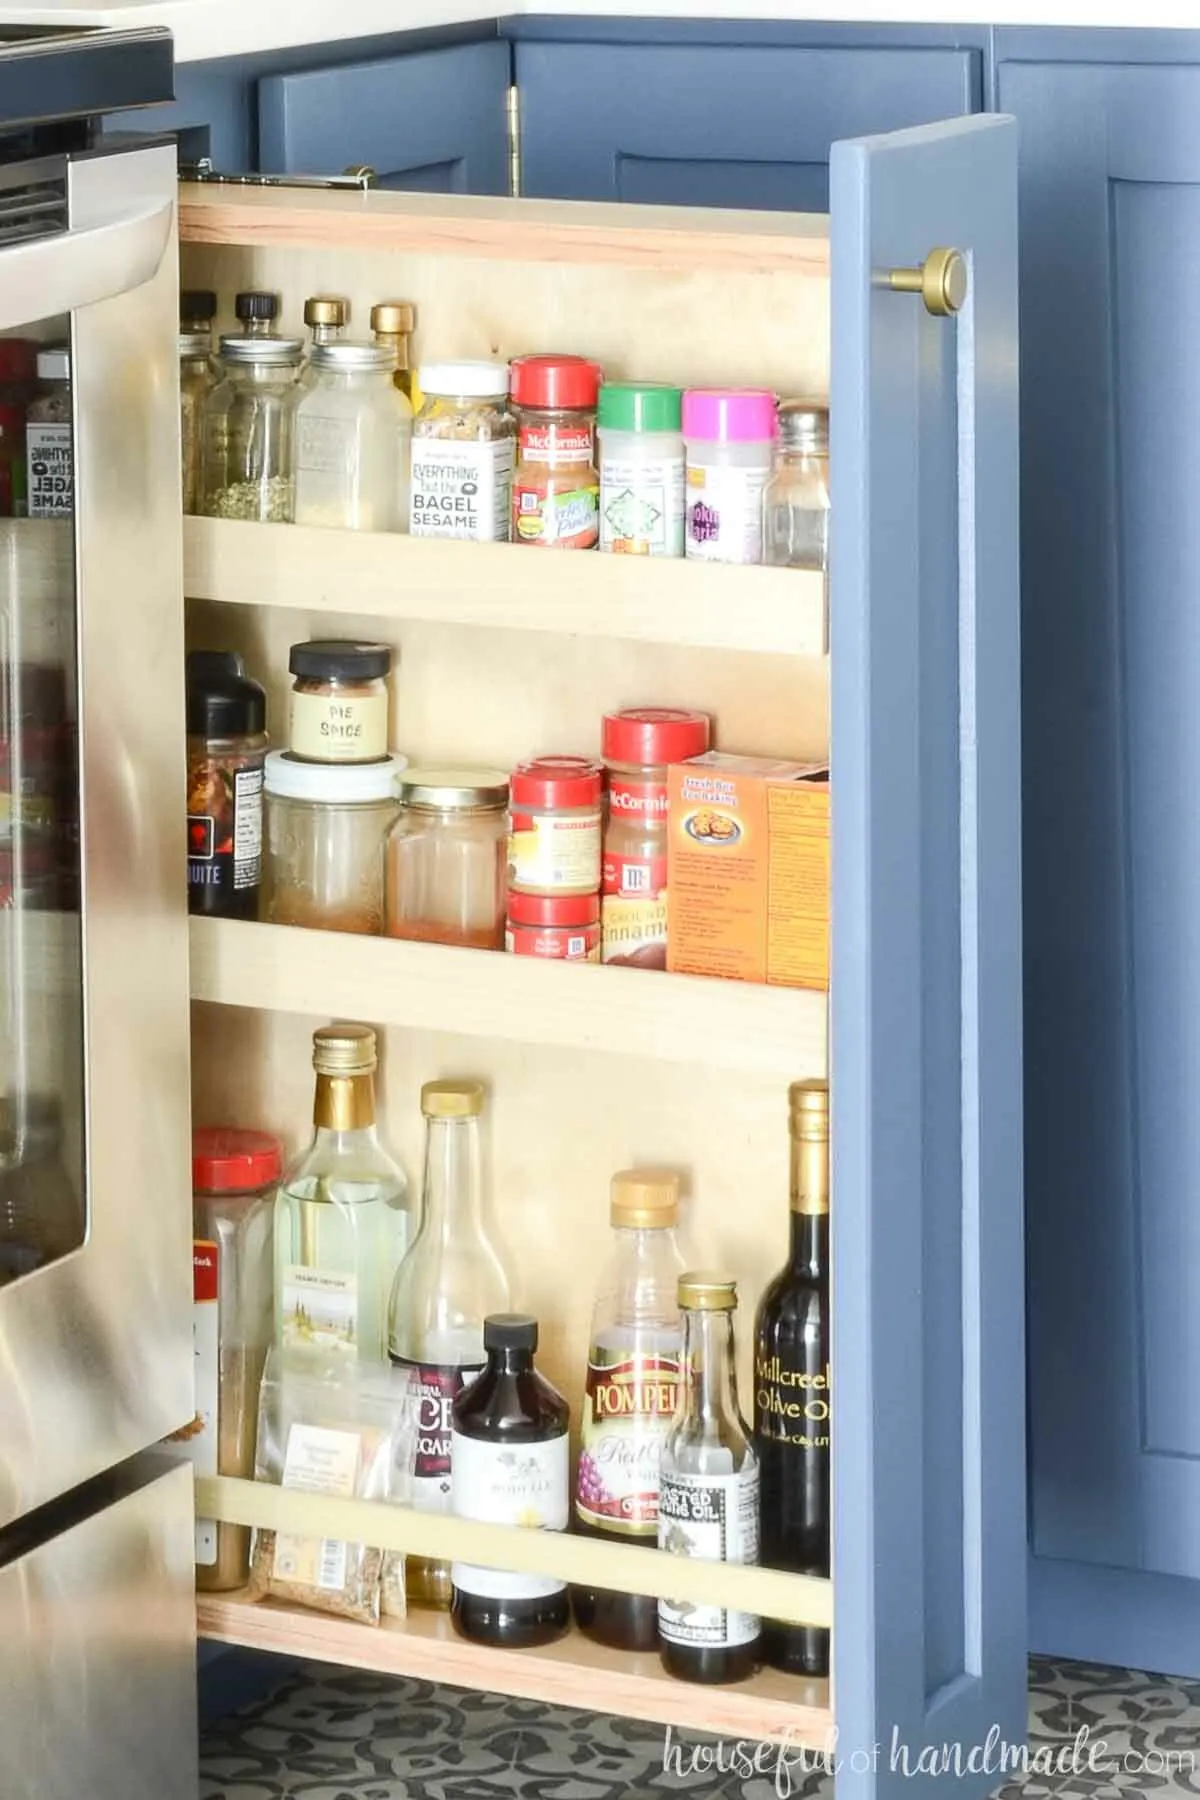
601;707;711;970
288;639;392;764
411;361;514;543
294;341;413;533
180;298;219;516
202;334;304;523
26;346;73;520
263;749;406;934
385;766;509;950
510;354;602;549
186;661;268;920
762;399;830;571
508;755;604;897
506;889;601;961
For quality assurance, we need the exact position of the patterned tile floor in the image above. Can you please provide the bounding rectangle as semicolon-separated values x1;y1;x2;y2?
199;1656;1200;1800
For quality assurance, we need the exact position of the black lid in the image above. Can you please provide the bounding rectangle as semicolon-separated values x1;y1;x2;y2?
187;672;266;740
484;1313;538;1353
180;290;217;324
288;640;392;682
187;649;245;683
235;291;279;323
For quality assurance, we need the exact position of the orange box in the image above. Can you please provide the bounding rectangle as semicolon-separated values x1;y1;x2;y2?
666;753;829;990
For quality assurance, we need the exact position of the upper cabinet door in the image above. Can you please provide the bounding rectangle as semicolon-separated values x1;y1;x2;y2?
830;116;1024;1799
258;41;510;192
515;42;979;210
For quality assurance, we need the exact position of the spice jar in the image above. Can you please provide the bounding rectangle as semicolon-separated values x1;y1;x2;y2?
187;662;268;920
598;383;685;558
602;707;711;969
510;354;602;549
411;361;514;542
0;339;37;517
385;766;509;949
263;750;405;934
508;755;604;896
26;347;73;520
189;1127;281;1592
180;296;218;516
288;639;392;764
683;389;778;565
506;890;601;961
202;334;303;522
762;399;830;571
371;301;416;401
294;342;413;533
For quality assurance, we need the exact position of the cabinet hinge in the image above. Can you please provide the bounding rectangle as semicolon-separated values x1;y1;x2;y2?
506;84;522;199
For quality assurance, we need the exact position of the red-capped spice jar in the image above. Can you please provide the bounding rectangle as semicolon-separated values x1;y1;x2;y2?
506;889;601;961
510;354;602;549
602;707;711;969
509;755;604;895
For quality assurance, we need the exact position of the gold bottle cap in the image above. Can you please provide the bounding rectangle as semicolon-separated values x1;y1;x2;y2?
304;295;350;328
421;1078;484;1119
678;1269;738;1312
610;1167;680;1229
789;1078;830;1141
313;1022;376;1076
371;300;415;335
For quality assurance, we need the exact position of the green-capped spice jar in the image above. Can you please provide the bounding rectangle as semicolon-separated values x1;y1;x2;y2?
597;382;685;558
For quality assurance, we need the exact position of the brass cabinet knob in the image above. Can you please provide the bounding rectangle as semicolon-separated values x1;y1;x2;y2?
886;247;967;317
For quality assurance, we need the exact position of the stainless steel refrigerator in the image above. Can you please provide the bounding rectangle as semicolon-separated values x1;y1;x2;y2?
0;28;197;1800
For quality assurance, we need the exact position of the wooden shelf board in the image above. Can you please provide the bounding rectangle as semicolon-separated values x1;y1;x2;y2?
179;186;831;278
189;918;827;1079
183;518;827;657
197;1592;832;1747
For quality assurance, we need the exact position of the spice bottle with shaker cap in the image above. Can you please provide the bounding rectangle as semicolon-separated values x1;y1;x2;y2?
510;354;602;549
763;400;830;572
601;707;711;970
186;660;268;919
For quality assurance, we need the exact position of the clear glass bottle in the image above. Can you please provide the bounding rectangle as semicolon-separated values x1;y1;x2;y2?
658;1272;761;1684
181;325;218;516
573;1168;686;1650
762;400;830;571
388;1079;511;1607
294;342;413;533
371;301;416;402
274;1023;411;1361
202;335;304;522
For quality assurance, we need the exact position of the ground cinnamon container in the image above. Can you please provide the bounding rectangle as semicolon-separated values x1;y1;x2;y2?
508;755;604;895
601;707;711;969
506;890;601;961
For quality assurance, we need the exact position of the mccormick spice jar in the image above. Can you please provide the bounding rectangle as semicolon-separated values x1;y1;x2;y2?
508;756;604;896
510;354;602;549
506;890;601;961
288;639;392;763
602;707;711;969
187;661;268;920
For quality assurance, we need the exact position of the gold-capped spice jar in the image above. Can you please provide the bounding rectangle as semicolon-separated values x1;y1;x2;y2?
601;707;711;969
288;639;391;764
509;755;604;896
386;766;510;949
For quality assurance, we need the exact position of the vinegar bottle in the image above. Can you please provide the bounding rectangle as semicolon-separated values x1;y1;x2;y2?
754;1078;831;1675
658;1272;760;1684
387;1079;510;1607
573;1168;685;1650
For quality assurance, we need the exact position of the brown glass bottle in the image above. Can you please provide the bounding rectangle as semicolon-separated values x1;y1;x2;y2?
658;1273;761;1685
450;1313;570;1647
754;1080;831;1677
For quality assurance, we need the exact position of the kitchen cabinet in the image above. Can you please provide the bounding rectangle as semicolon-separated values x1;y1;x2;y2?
177;107;1022;1798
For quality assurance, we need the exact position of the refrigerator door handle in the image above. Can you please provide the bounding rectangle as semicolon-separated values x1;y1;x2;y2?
0;196;172;332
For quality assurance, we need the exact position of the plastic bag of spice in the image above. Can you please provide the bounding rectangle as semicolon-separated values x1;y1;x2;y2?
249;1350;416;1626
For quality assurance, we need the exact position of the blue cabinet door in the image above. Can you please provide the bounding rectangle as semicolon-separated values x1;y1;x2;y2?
515;43;979;210
831;115;1024;1798
1002;57;1200;1645
258;41;510;191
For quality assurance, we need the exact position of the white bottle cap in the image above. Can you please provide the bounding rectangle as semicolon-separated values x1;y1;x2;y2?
418;360;510;399
36;347;70;382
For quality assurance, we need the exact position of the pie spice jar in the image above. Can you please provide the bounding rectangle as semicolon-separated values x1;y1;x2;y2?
506;890;601;961
288;639;391;763
510;354;602;549
602;707;711;969
509;755;604;895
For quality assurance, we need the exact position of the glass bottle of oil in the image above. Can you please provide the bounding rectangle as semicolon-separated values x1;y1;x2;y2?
371;301;416;401
274;1023;410;1361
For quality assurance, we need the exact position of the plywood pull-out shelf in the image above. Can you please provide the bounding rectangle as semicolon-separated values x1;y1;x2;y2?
189;918;826;1079
183;519;827;656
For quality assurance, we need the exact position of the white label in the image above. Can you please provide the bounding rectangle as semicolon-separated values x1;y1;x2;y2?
450;1428;569;1600
190;1240;220;1566
600;453;685;557
289;687;388;762
508;813;602;892
657;1466;761;1647
684;463;769;565
27;423;73;519
233;765;263;889
281;1265;358;1355
411;438;513;542
272;1421;361;1591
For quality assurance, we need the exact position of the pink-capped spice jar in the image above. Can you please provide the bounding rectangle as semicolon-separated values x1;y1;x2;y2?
602;707;711;970
508;755;604;895
506;889;601;960
683;388;778;565
510;355;603;549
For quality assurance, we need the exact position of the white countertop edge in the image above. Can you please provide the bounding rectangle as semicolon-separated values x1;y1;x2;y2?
0;0;1193;66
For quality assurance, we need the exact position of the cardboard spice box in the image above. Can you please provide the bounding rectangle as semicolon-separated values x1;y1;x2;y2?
666;753;829;991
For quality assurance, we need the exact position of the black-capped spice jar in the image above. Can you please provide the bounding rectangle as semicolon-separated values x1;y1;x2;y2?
288;639;391;764
187;661;268;919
